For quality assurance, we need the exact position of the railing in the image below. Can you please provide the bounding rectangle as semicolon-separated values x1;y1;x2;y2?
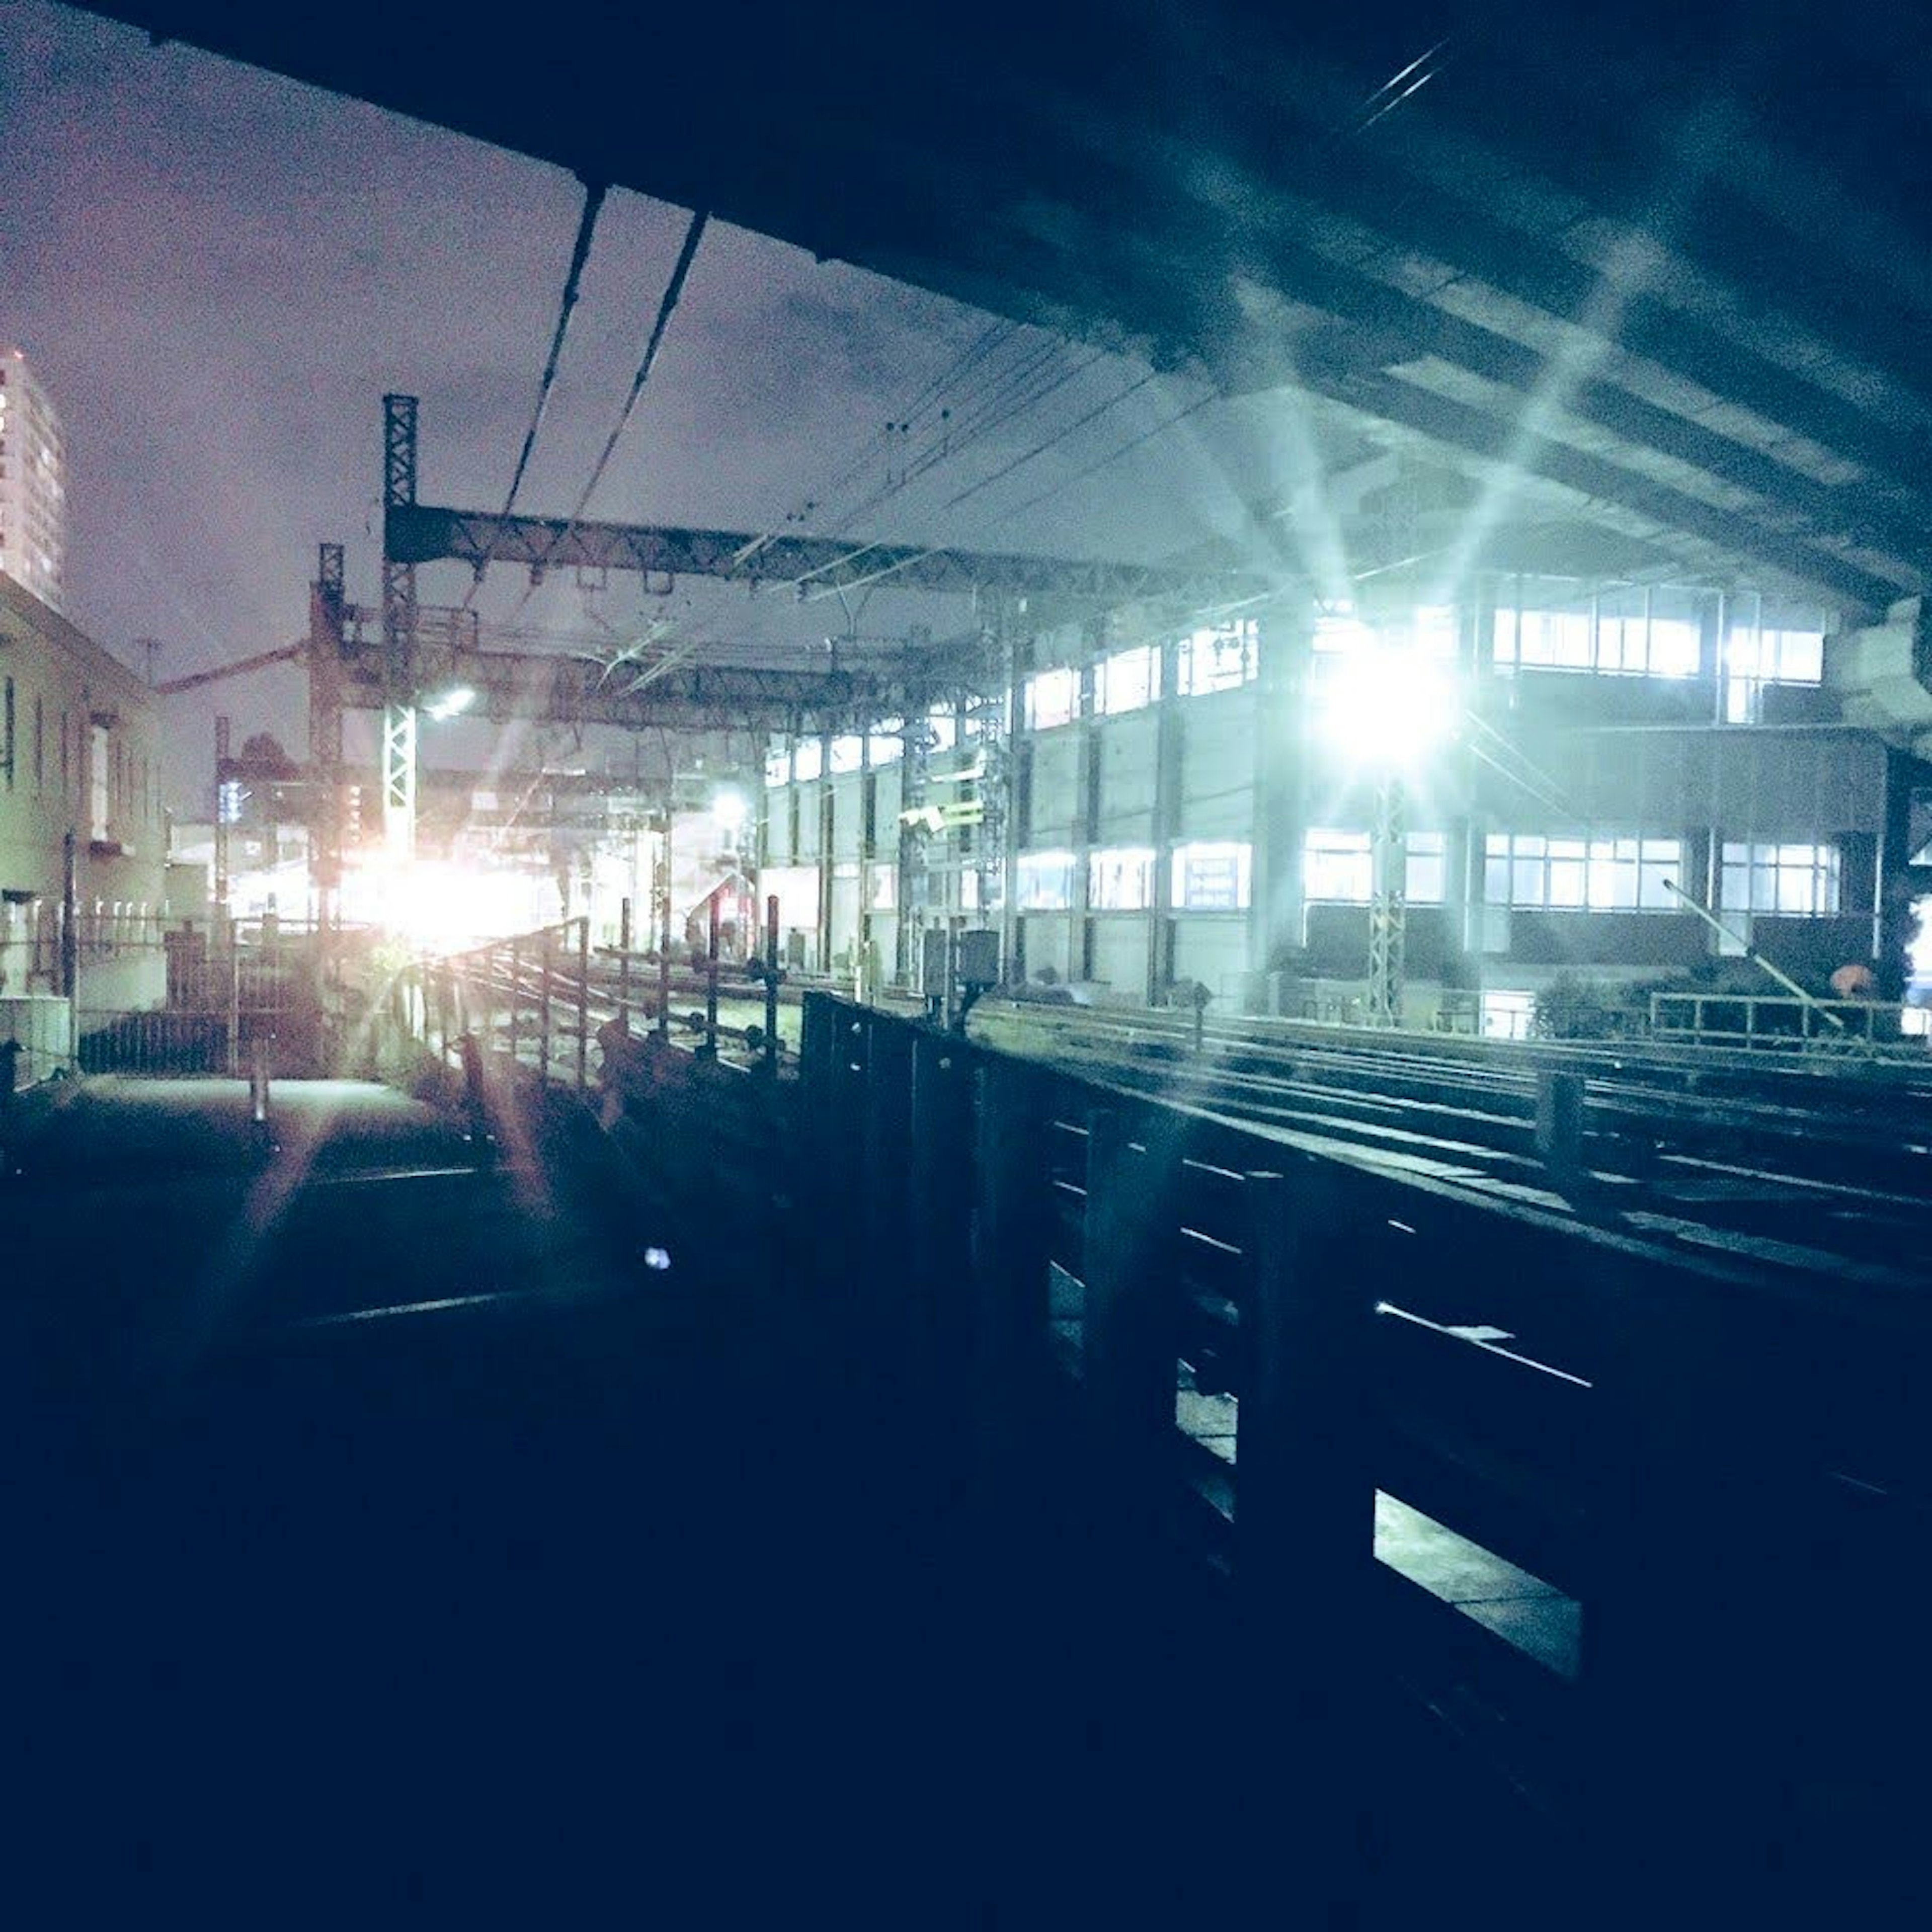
413;918;595;1092
1650;989;1913;1050
58;913;352;1078
795;990;1930;1914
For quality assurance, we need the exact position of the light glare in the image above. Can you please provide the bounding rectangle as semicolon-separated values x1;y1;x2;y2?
1319;648;1456;769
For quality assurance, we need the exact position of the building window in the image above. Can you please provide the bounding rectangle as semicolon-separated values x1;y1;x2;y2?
828;735;864;774
1315;604;1457;660
1720;841;1839;916
1024;666;1079;732
868;719;904;766
865;862;897;912
1017;850;1076;911
90;721;110;840
1303;827;1373;903
1088;846;1155;911
1494;604;1700;678
1177;619;1257;696
1171;840;1251;910
765;745;791;787
792;740;823;783
1724;626;1825;722
1405;831;1448;904
925;708;957;756
1094;645;1158;716
1303;828;1447;904
1484;834;1682;910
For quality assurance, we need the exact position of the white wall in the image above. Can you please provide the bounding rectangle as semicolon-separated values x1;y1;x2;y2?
1088;916;1148;996
1172;917;1250;1001
1020;912;1075;981
1095;712;1158;841
1178;693;1255;840
1028;730;1083;842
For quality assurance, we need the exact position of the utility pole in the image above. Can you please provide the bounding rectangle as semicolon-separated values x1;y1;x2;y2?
1366;773;1407;1025
309;543;347;927
214;713;232;914
381;394;421;862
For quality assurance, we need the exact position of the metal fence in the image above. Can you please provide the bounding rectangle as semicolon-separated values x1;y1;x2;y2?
1649;989;1916;1052
70;914;349;1077
410;918;596;1090
789;992;1932;1915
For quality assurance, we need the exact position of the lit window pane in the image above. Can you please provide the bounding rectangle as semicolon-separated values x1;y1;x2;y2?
1089;846;1155;910
1096;645;1157;715
1405;831;1446;905
1017;850;1075;911
1652;621;1700;678
1178;621;1257;696
1024;668;1078;731
1172;840;1251;910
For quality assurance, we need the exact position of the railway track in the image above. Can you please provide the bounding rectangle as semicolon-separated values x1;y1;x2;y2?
971;999;1932;1290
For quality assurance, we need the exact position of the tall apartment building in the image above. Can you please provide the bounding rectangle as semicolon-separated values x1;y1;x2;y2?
0;348;67;614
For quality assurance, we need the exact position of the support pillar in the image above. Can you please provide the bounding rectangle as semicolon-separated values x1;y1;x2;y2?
1251;605;1310;997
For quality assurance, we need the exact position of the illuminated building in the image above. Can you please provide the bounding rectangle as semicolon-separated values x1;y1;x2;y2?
0;349;67;615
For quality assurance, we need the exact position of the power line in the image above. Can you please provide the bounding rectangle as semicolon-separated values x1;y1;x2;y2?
993;387;1219;528
729;317;1018;576
784;344;1110;598
511;206;710;620
460;180;609;615
940;369;1158;515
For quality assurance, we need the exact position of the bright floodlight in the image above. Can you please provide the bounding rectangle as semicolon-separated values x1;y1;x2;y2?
1319;649;1456;769
712;787;748;837
425;685;476;722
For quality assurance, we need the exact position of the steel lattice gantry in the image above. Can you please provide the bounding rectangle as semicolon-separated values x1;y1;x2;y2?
382;502;1277;611
369;394;1276;855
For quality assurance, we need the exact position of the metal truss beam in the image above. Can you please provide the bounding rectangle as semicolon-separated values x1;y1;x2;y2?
381;702;418;860
384;499;1275;609
340;648;953;737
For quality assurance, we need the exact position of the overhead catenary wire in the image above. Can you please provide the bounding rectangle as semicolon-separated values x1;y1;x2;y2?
793;370;1220;604
460;180;609;615
782;343;1112;597
510;206;710;621
728;316;1019;575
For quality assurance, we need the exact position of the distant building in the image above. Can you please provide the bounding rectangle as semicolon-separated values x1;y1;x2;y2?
0;348;67;614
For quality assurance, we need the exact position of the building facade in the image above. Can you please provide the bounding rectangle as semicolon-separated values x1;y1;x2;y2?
757;573;1932;1026
0;349;68;615
0;574;170;1059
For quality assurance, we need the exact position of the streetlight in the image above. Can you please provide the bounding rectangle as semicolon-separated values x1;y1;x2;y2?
1317;637;1459;1025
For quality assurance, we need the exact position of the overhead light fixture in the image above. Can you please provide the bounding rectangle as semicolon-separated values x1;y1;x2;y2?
424;685;476;722
711;787;748;837
1319;644;1456;772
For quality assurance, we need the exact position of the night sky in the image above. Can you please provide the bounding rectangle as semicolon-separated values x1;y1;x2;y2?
2;2;1314;810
